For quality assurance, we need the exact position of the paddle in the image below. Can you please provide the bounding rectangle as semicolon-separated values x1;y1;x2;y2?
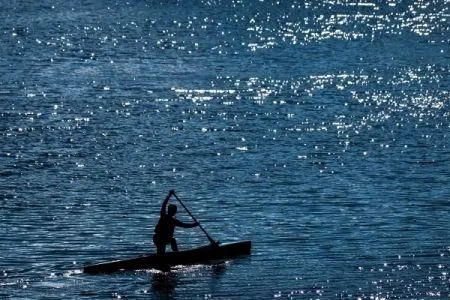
172;192;219;245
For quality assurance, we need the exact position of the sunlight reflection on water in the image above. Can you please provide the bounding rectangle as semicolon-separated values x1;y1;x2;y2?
1;0;449;298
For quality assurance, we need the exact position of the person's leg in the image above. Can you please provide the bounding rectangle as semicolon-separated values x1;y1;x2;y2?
170;238;179;252
157;244;166;255
153;235;166;255
153;236;170;271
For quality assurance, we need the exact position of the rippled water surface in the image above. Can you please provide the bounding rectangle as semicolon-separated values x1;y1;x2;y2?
1;0;449;299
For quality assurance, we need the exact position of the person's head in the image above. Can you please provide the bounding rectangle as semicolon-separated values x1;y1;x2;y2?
168;204;177;216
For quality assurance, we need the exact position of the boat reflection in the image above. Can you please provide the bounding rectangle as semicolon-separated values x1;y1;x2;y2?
150;262;229;298
151;271;178;298
209;262;228;278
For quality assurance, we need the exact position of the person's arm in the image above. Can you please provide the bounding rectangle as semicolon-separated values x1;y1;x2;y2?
174;219;199;228
160;190;174;216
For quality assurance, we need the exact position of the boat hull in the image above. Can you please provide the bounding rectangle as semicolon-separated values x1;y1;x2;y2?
83;240;251;274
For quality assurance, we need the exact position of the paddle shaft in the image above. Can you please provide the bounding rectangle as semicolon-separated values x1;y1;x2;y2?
172;193;217;245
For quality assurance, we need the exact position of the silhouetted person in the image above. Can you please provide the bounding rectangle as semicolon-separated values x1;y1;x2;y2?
153;190;199;255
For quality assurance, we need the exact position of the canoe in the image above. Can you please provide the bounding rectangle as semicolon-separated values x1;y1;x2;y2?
83;240;251;274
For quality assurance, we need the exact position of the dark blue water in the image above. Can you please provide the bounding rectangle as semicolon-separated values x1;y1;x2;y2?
1;0;449;299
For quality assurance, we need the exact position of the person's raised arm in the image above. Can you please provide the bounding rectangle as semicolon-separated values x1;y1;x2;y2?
160;190;175;216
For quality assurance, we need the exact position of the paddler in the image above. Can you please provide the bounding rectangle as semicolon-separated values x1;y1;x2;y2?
153;190;199;254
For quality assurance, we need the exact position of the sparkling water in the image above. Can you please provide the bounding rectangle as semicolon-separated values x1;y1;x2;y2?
1;0;449;299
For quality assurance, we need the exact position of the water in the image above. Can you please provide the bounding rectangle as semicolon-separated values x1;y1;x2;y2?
1;0;449;298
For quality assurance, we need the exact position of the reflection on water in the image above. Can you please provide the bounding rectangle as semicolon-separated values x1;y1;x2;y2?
1;0;449;298
151;271;178;299
209;263;228;279
149;263;229;299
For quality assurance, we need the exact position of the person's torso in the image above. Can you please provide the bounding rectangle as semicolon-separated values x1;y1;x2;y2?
154;215;176;238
